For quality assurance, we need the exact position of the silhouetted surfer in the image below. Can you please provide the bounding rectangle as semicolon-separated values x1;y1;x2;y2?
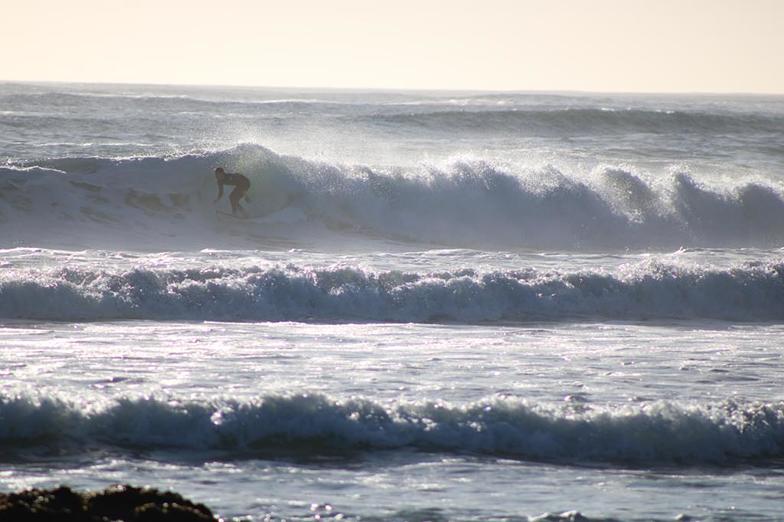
214;167;250;216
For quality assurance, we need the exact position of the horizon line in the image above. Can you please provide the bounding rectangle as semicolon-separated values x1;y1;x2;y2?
2;78;783;98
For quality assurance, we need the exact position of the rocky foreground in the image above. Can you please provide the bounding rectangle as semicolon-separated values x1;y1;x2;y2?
0;484;216;521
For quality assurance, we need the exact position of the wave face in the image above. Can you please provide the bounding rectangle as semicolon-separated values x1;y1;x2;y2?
1;260;782;322
2;144;784;250
1;394;782;465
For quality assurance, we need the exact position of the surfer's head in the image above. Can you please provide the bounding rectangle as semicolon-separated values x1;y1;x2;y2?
214;167;225;180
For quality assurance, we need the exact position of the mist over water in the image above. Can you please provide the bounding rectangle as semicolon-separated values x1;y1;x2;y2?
2;83;784;521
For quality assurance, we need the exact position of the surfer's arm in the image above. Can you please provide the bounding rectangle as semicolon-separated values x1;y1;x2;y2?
214;182;224;202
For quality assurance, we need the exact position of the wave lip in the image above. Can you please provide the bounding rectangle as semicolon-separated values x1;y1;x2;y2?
1;394;783;465
0;260;782;323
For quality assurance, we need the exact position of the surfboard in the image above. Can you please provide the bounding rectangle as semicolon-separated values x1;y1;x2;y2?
216;210;247;220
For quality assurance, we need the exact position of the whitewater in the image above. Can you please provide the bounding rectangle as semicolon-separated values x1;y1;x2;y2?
1;82;784;521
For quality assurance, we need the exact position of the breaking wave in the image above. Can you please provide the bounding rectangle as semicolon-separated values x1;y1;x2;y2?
1;260;782;323
1;393;782;465
2;144;784;250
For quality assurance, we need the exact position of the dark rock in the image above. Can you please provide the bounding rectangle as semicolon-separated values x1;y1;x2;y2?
135;501;214;522
0;484;215;521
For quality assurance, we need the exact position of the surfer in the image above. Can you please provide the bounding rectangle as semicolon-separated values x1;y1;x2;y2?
213;167;250;216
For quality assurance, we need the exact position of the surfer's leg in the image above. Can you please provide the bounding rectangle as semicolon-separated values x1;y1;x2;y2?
229;187;242;214
240;180;250;202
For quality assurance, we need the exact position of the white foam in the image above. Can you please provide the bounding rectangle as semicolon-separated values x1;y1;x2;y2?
1;394;782;464
0;259;781;322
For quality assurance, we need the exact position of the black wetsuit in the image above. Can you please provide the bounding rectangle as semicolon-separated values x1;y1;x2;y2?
219;173;250;191
217;172;250;214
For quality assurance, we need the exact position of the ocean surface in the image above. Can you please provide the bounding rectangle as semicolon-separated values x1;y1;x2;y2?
1;82;784;521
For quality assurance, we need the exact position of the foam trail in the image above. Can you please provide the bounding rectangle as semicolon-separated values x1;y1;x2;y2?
1;260;782;322
1;394;782;465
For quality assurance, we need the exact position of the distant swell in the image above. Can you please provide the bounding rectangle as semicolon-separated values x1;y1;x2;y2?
1;394;783;465
6;90;784;135
365;108;784;135
1;260;782;322
2;144;784;249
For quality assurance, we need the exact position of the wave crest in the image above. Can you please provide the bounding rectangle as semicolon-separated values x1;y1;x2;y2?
1;260;782;322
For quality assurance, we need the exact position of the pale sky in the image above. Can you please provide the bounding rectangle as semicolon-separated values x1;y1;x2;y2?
3;0;783;93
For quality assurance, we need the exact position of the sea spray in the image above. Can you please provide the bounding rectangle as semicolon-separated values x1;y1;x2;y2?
2;145;784;250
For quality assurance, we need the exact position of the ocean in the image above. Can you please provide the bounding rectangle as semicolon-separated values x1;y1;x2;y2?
1;81;783;521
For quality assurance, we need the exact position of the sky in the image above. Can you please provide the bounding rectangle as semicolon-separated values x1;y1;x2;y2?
3;0;783;93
